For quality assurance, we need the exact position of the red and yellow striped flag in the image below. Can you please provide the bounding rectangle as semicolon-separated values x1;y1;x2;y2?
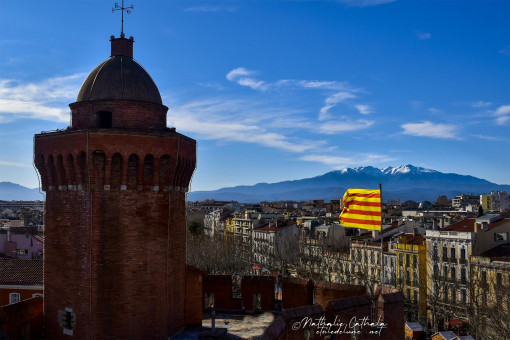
339;188;381;231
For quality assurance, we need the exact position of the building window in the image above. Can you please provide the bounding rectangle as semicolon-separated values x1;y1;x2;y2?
461;289;466;303
460;248;466;260
413;255;417;269
444;287;449;303
97;111;112;128
442;246;448;261
434;264;439;278
494;232;508;242
406;254;410;267
450;247;456;259
461;268;467;284
9;292;20;304
451;267;456;281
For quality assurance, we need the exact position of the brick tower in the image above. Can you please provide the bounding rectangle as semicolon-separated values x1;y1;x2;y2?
34;34;196;339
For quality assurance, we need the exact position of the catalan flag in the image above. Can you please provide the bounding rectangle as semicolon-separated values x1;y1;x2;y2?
339;188;381;230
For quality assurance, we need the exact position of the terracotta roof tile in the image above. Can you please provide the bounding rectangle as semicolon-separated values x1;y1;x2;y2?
0;259;43;285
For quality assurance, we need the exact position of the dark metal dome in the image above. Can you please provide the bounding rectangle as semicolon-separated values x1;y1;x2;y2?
76;56;162;105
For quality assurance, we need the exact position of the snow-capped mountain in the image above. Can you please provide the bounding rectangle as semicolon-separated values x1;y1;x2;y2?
188;165;509;203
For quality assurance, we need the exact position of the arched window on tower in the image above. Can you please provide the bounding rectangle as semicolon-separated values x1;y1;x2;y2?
97;111;112;128
127;154;138;190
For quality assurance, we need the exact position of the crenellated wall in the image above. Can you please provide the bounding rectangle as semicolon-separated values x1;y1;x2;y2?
34;130;196;193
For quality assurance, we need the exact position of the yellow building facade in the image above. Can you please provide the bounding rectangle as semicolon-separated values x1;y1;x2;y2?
395;234;428;322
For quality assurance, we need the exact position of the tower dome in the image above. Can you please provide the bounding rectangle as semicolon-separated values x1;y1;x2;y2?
76;36;162;104
70;35;168;131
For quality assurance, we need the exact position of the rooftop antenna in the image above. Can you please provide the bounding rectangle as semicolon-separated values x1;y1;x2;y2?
112;0;134;37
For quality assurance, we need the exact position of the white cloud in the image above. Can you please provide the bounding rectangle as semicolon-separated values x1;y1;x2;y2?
355;104;373;115
0;74;84;123
319;92;357;120
226;67;268;91
471;101;492;108
300;153;395;168
416;32;431;40
494;104;510;125
496;116;510;125
319;119;374;134
0;161;31;167
169;98;326;153
471;134;505;142
495;105;510;116
401;121;459;139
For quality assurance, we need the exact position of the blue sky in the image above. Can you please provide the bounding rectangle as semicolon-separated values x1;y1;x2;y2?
1;0;509;192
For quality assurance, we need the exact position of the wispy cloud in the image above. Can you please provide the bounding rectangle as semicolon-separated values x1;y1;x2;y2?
319;119;374;134
0;74;84;123
319;92;357;120
183;6;237;13
494;104;510;125
471;101;492;108
169;98;325;153
226;67;268;91
499;45;510;56
226;68;367;122
300;153;395;168
355;104;373;115
416;31;431;40
401;121;459;139
471;134;505;142
0;161;31;167
335;0;396;7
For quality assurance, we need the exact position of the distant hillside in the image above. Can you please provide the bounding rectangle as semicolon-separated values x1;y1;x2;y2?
3;165;508;203
188;165;510;203
0;182;44;201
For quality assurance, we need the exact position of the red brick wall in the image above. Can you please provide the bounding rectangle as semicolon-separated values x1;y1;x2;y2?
376;292;405;340
241;276;275;311
0;287;43;308
314;281;366;308
35;127;196;339
281;277;313;309
185;267;203;326
0;296;43;339
70;100;168;131
202;275;239;310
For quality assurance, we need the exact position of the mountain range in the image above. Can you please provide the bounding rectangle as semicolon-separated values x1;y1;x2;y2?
0;182;44;201
187;165;510;203
1;165;508;203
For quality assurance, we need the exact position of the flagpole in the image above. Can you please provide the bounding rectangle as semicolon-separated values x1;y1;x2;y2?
380;183;384;294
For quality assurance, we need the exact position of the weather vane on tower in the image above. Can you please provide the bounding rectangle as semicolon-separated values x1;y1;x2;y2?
112;0;134;37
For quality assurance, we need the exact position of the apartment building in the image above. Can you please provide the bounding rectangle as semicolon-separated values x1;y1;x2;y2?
252;221;298;274
425;213;510;328
469;244;510;338
395;234;427;323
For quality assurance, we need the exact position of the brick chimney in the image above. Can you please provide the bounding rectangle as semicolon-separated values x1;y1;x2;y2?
110;34;134;58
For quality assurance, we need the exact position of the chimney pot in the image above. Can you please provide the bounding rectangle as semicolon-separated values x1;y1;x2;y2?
110;36;134;58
